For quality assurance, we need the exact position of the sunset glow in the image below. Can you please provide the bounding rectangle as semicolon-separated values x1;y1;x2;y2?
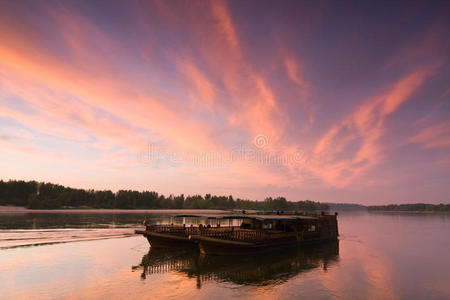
1;0;449;204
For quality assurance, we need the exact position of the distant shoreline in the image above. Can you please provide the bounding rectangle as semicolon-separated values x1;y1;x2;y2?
368;210;450;214
2;206;449;215
0;206;232;214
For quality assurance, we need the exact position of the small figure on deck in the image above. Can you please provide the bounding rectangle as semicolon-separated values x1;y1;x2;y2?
142;220;148;230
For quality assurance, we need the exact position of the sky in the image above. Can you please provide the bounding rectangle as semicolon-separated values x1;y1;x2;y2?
0;0;449;204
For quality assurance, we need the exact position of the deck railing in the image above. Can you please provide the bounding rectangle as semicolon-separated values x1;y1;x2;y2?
145;224;200;236
146;224;303;242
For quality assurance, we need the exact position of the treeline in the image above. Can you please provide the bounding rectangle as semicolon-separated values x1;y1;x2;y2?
0;180;329;211
368;203;450;212
327;203;367;211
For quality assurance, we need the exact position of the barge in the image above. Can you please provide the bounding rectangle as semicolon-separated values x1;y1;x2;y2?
136;212;338;255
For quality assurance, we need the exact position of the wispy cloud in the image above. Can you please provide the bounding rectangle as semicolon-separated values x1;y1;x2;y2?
410;121;450;149
0;0;449;202
308;67;436;187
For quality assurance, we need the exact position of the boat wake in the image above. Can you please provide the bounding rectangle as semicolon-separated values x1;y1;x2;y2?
0;228;136;249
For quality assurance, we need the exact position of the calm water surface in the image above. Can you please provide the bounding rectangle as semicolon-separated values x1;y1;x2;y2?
0;210;449;299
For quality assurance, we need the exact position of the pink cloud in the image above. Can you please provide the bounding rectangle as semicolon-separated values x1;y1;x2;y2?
410;121;450;149
284;57;310;98
0;135;63;160
176;59;216;110
210;0;240;53
308;68;436;187
0;3;289;190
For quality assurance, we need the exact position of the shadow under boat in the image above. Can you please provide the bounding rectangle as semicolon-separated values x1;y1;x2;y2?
132;240;339;287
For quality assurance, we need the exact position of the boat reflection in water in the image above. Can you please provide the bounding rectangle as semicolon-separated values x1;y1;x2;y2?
132;241;339;288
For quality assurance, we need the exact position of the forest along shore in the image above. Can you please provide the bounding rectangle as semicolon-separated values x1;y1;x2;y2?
1;180;448;212
0;206;232;214
0;180;328;210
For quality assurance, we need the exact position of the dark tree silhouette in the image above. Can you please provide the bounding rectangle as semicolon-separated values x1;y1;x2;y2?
0;179;330;211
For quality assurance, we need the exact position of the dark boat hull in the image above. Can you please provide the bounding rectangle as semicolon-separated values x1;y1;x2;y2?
193;236;293;255
136;230;197;249
193;235;337;255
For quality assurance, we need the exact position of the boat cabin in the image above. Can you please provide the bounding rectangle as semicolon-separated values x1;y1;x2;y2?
239;215;319;233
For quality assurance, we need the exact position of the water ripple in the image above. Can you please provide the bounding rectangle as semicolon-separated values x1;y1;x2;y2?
0;228;137;249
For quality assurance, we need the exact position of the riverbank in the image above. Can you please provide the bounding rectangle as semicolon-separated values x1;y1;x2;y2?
0;206;231;214
368;210;450;214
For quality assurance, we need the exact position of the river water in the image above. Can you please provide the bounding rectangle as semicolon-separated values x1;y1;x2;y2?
0;210;449;299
